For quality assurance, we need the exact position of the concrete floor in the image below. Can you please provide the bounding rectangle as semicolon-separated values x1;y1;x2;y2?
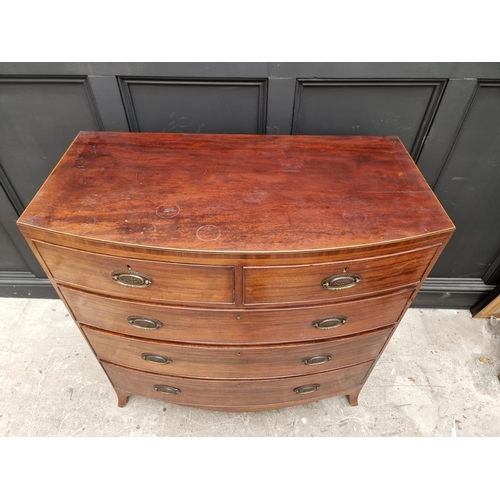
1;297;499;437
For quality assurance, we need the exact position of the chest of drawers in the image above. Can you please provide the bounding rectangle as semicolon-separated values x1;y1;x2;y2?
17;132;454;411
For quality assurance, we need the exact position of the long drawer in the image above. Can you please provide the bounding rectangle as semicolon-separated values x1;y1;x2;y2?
62;286;413;344
83;324;393;378
243;244;439;304
34;240;235;304
102;359;374;411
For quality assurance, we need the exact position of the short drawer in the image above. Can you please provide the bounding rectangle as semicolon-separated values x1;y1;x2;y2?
61;286;412;344
83;324;392;378
243;245;439;305
102;359;374;411
35;240;234;304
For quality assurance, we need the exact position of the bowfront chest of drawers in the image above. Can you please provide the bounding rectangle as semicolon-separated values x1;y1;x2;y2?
17;132;454;411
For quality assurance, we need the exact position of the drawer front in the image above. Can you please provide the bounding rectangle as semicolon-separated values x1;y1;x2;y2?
243;245;439;304
62;286;412;344
83;325;392;378
102;360;373;410
35;240;234;304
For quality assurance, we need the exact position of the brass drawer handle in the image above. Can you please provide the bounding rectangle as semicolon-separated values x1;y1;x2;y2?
294;384;320;395
127;316;163;330
141;353;172;365
312;315;347;330
111;269;152;288
154;385;181;395
302;354;332;366
322;273;361;290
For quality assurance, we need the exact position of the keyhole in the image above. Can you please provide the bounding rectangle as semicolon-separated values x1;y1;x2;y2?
127;265;132;271
343;267;348;273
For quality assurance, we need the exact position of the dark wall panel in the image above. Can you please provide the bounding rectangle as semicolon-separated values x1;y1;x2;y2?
119;79;267;134
0;78;102;206
417;79;478;187
0;183;45;276
292;80;445;160
431;82;500;279
0;222;29;272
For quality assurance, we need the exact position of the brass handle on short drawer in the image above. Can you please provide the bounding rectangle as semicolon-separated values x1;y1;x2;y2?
127;316;163;330
312;316;347;330
141;353;172;365
302;354;332;366
111;269;152;288
294;384;320;395
154;385;181;395
322;273;361;290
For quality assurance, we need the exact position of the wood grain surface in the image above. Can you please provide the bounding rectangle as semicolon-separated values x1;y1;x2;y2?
101;359;374;411
17;132;454;253
243;244;439;304
35;240;235;304
83;324;392;379
61;285;412;344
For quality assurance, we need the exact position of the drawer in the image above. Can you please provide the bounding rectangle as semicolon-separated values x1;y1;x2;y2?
101;359;374;411
62;286;412;344
243;245;439;304
83;324;392;378
35;240;234;304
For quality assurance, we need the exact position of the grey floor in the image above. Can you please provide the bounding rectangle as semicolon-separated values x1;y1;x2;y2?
1;297;499;437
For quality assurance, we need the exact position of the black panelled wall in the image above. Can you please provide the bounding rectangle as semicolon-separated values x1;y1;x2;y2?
0;63;499;308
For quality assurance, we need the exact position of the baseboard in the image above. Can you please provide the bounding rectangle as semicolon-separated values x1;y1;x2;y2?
470;283;500;317
0;272;58;299
413;277;496;309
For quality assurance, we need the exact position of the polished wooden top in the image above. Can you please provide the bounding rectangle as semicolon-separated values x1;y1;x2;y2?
18;132;454;253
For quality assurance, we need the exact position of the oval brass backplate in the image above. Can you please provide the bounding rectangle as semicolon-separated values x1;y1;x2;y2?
127;316;163;330
111;270;153;288
294;384;321;395
154;385;181;395
322;273;361;290
141;353;172;365
312;316;347;330
302;354;332;366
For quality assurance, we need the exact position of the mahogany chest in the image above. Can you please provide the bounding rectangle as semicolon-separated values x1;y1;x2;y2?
17;132;454;411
